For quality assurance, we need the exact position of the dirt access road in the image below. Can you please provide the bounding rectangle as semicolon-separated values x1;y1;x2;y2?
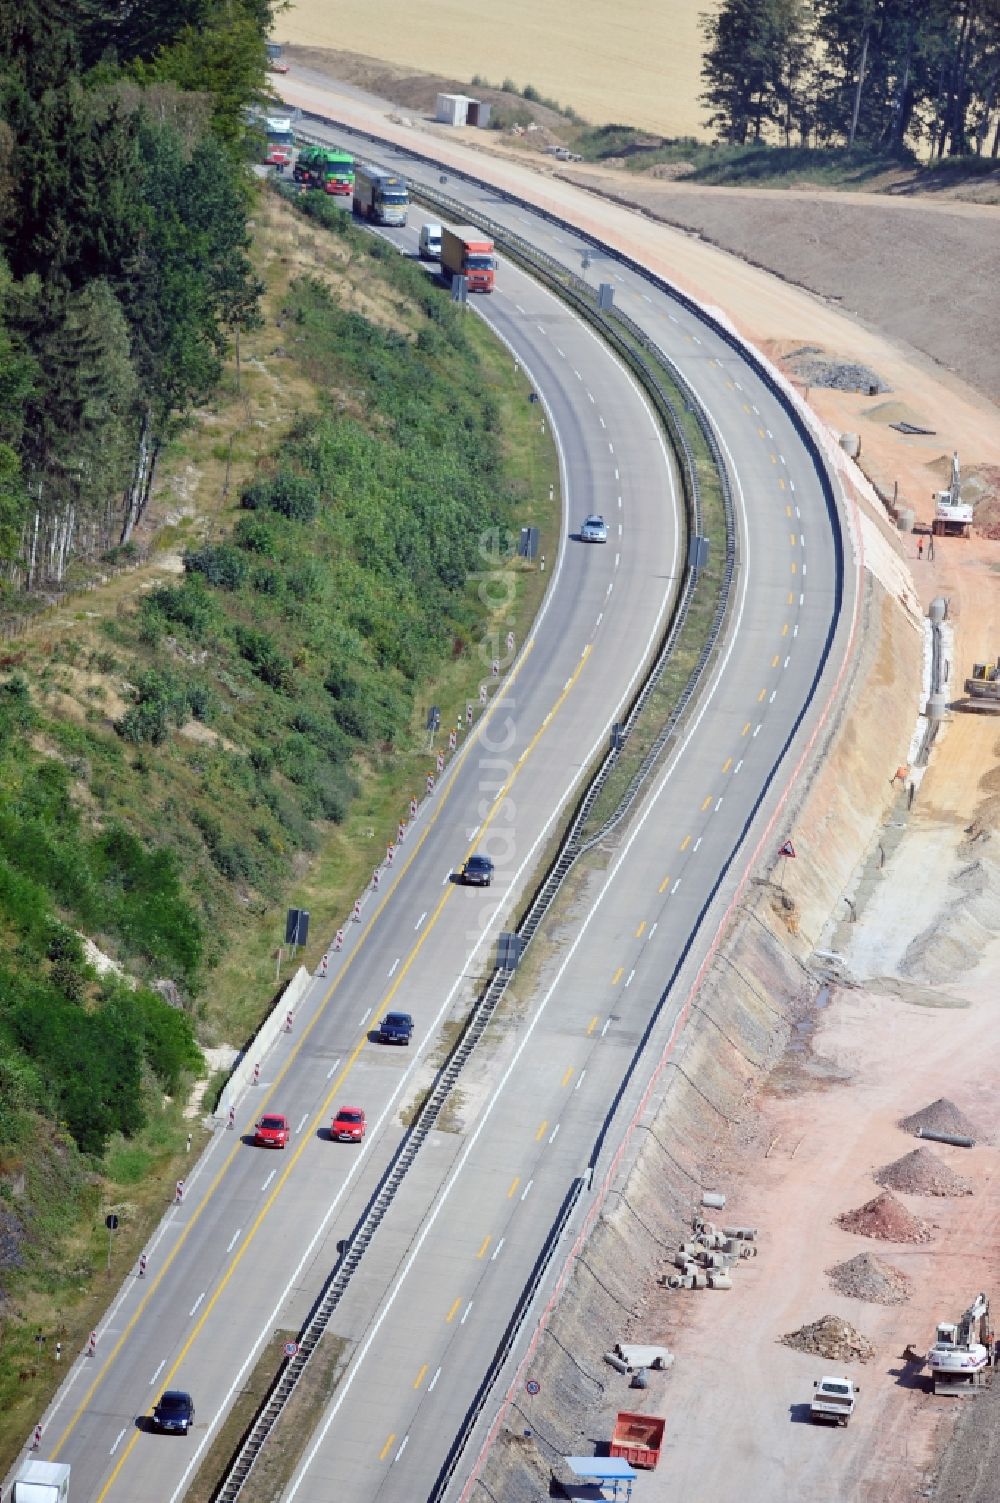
279;60;1000;1502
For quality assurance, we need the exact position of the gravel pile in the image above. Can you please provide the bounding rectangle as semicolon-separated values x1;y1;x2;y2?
837;1190;931;1243
899;1098;979;1141
827;1251;911;1305
876;1146;973;1198
781;1314;876;1363
786;353;891;394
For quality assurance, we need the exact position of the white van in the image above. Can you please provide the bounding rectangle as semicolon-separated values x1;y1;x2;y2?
419;222;443;260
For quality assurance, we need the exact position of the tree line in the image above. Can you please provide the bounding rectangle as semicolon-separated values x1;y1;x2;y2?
0;0;271;591
701;0;1000;156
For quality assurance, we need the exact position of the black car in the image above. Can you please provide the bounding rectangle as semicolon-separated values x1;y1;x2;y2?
462;854;494;887
378;1011;414;1045
152;1390;195;1435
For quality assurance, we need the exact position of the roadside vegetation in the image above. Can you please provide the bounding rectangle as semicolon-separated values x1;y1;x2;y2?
0;140;558;1486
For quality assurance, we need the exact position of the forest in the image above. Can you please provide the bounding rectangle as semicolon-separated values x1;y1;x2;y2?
701;0;1000;155
0;0;269;592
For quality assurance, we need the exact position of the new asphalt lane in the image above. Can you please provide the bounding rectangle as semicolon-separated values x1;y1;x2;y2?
29;183;686;1503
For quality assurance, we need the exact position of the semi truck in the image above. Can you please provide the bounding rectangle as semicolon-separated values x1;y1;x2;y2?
319;150;354;196
262;114;294;170
440;226;495;292
12;1460;71;1502
352;164;408;226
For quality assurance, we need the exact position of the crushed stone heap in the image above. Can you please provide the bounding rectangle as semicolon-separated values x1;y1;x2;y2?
898;1098;979;1141
876;1146;973;1198
781;1314;876;1363
837;1190;931;1243
827;1251;911;1305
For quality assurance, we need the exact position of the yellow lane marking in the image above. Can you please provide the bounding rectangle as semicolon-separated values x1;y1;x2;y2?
634;920;646;939
535;1120;549;1142
722;757;732;773
700;795;712;811
782;623;789;637
561;1066;574;1088
380;1434;396;1461
779;478;786;491
57;639;542;1463
758;688;767;702
446;1298;462;1324
771;655;780;668
787;591;795;606
91;639;601;1497
757;426;765;438
791;561;798;575
508;1177;521;1199
658;875;671;893
476;1236;491;1260
586;1016;599;1036
414;1363;429;1389
611;965;624;985
679;835;691;851
742;722;751;736
770;453;777;464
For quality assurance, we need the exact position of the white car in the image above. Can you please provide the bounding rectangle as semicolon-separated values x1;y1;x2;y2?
580;514;608;543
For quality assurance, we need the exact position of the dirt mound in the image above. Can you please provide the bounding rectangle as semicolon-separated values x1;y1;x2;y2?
876;1147;973;1198
827;1251;911;1305
837;1190;931;1243
781;1314;876;1363
899;1097;979;1141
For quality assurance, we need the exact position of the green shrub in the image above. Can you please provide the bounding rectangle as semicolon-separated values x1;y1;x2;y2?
242;468;320;522
184;543;249;590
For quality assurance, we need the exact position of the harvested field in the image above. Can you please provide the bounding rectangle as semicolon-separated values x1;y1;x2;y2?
826;1251;911;1305
281;1;707;137
899;1098;980;1140
837;1190;931;1243
875;1147;974;1198
781;1314;876;1363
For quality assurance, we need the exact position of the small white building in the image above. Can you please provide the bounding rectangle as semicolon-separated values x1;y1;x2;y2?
435;93;476;126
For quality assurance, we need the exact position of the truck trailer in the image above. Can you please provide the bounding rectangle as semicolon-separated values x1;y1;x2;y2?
440;226;495;293
352;164;408;226
12;1460;71;1502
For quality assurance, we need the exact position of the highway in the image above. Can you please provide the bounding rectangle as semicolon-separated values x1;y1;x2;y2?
25;173;687;1503
15;108;857;1503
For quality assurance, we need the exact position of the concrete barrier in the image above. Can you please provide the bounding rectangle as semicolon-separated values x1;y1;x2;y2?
215;966;311;1121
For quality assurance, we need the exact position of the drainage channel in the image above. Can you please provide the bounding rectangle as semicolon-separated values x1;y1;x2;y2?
212;178;736;1503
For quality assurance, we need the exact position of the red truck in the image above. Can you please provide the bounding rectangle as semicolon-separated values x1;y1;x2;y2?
609;1410;666;1470
440;226;495;293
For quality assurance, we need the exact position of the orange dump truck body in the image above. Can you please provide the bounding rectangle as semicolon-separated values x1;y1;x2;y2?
609;1410;666;1470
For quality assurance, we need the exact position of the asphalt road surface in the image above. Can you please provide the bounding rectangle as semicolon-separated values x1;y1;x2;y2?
16;110;856;1503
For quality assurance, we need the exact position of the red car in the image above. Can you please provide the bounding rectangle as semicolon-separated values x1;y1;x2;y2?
331;1107;366;1142
254;1113;290;1149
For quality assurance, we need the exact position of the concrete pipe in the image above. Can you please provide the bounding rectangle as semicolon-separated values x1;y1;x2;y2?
739;1244;758;1259
723;1227;758;1241
917;1128;974;1148
702;1191;727;1210
604;1352;630;1374
692;1272;708;1290
630;1372;648;1389
674;1251;693;1270
666;1275;682;1290
709;1272;733;1290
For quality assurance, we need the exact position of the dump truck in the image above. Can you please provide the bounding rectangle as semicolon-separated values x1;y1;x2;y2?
811;1376;860;1426
12;1459;71;1502
609;1410;665;1469
440;227;495;293
352;164;408;226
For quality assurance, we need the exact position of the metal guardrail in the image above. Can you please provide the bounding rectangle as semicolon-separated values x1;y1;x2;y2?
213;146;737;1503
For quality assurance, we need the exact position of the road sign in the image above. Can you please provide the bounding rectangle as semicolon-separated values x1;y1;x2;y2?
285;907;310;946
525;1378;541;1396
284;1341;299;1357
779;839;797;858
105;1213;119;1231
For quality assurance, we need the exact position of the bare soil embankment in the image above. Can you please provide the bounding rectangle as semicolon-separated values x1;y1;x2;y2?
476;569;929;1501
